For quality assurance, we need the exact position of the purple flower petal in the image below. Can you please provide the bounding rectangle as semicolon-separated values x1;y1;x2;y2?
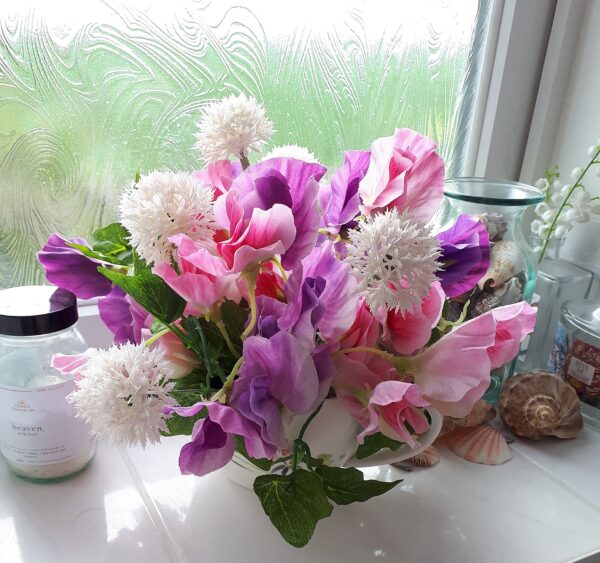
320;150;370;233
38;234;112;299
436;215;490;297
98;286;151;345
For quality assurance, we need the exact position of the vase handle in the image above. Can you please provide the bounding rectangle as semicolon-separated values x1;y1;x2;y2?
343;408;443;468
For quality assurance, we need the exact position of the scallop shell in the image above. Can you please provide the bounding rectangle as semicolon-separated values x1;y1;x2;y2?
405;446;440;467
453;400;496;428
499;371;583;439
477;241;525;290
446;425;512;465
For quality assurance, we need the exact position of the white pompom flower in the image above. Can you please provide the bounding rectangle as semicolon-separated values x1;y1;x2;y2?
346;209;441;313
194;93;274;163
262;144;318;163
69;344;176;447
120;170;215;266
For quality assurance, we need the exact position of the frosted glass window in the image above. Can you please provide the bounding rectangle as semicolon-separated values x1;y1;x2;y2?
0;0;490;287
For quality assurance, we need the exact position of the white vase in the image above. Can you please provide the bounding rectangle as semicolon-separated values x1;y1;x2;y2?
222;397;443;489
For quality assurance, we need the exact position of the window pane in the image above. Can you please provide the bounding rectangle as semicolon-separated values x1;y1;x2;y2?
0;0;489;287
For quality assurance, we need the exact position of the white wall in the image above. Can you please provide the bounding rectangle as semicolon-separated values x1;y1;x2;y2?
547;0;600;281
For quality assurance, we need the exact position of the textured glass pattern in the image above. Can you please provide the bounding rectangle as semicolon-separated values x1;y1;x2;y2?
0;0;483;287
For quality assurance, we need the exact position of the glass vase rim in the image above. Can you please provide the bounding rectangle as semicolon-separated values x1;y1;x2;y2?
444;177;545;207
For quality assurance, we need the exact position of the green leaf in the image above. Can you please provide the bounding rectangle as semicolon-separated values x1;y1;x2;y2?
315;466;401;505
92;223;130;255
66;241;124;266
220;300;248;351
253;469;333;548
355;432;404;460
235;436;272;472
99;267;185;324
162;404;206;437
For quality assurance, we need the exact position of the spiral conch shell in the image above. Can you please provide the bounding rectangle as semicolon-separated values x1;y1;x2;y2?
499;371;583;440
477;240;525;290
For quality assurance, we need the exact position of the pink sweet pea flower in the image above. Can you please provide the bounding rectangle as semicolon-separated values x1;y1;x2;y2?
381;282;445;355
142;328;201;379
192;160;242;196
52;352;91;382
333;353;396;426
488;301;537;368
410;301;536;417
214;190;297;273
339;300;380;364
153;234;240;316
358;128;444;222
358;381;430;448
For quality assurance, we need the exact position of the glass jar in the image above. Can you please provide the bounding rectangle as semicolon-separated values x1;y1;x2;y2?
519;237;593;372
437;178;544;403
551;299;600;410
0;286;96;482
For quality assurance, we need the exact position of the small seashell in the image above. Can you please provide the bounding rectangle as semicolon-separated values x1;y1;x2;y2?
439;417;456;436
477;240;525;290
476;213;508;242
405;446;440;467
499;371;583;439
446;425;512;465
453;400;496;428
469;277;523;318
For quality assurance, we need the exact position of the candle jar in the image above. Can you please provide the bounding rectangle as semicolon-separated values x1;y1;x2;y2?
0;286;96;482
551;299;600;410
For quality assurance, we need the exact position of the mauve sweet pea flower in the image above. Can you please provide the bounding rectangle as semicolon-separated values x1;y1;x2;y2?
358;381;431;448
277;241;359;343
230;331;322;450
358;128;444;222
98;286;151;345
193;159;242;196
319;150;370;233
381;282;445;355
38;234;112;299
216;158;326;270
153;234;241;315
436;215;490;298
163;402;276;477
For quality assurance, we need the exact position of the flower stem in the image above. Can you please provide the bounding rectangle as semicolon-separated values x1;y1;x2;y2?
144;327;171;347
211;356;244;403
270;257;288;282
239;154;250;170
338;346;396;363
241;280;258;340
216;320;240;358
291;400;324;473
539;146;600;262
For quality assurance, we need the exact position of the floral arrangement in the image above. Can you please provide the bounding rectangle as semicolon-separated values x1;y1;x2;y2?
39;94;535;547
531;138;600;261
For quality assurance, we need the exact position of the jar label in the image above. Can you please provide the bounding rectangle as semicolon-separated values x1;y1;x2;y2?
0;380;93;467
563;338;600;406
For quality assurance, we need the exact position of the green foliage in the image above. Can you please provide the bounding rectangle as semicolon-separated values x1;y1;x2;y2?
220;300;248;352
235;436;273;472
355;432;404;460
99;267;185;325
161;371;207;437
92;223;132;263
316;465;401;505
253;469;333;548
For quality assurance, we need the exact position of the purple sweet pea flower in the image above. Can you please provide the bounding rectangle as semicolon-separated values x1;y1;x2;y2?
163;402;276;477
319;150;370;234
37;234;112;299
98;286;151;345
436;214;490;298
230;331;323;450
215;158;327;270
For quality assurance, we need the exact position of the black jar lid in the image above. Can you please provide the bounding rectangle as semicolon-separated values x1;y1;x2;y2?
0;285;78;336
